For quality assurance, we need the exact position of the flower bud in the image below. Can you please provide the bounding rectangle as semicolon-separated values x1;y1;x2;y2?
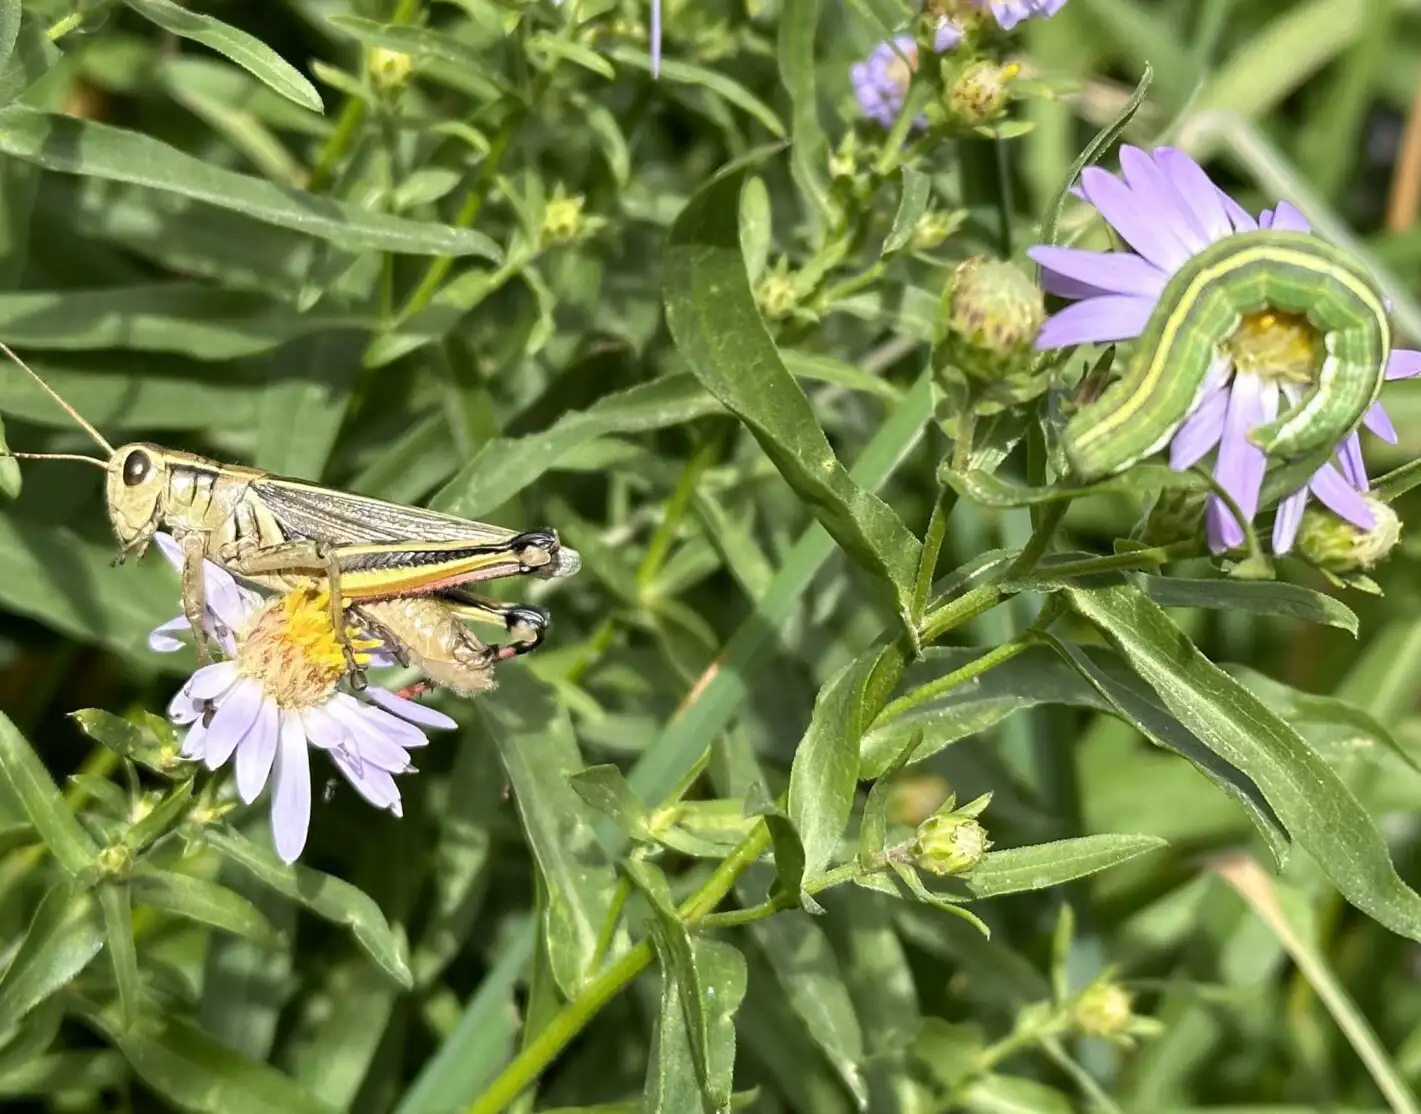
1136;486;1208;547
1072;980;1134;1037
368;47;413;93
908;208;966;253
757;270;799;320
912;793;991;876
1296;494;1401;573
541;194;588;245
945;59;1019;125
938;256;1044;387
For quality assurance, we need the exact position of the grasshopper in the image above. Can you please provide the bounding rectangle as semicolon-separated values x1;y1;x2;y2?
355;594;511;698
0;343;579;683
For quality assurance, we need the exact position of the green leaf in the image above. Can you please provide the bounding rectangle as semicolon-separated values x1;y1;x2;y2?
962;834;1168;898
1066;579;1421;941
609;47;785;137
0;883;103;1035
789;644;905;884
253;331;362;476
97;883;142;1030
747;903;867;1107
941;460;1206;508
529;32;616;79
778;0;830;226
644;934;706;1114
0;2;19;77
781;349;902;401
0;1050;126;1098
0;10;56;109
130;867;281;947
71;710;175;776
326;15;507;93
204;827;412;988
479;669;615;998
1139;575;1358;635
569;765;652;840
665;158;923;627
434;375;721;517
0;412;18;497
0;712;99;876
858;726;924;864
883;165;930;255
0;107;499;258
122;0;323;112
85;1005;341;1114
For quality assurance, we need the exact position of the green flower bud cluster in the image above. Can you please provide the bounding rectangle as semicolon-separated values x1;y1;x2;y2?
911;791;992;877
1297;494;1401;574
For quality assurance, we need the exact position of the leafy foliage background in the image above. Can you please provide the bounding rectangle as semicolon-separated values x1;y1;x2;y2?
4;1;1421;1113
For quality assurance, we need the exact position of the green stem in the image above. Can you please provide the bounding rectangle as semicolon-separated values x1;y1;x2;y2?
918;582;1003;644
588;876;631;970
637;428;726;592
871;638;1032;729
912;486;959;623
307;0;424;192
1027;541;1193;582
46;10;90;40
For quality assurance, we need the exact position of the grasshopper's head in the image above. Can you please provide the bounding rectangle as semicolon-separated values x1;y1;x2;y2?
105;443;170;556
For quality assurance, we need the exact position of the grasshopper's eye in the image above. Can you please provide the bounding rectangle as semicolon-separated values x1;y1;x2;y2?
122;449;152;487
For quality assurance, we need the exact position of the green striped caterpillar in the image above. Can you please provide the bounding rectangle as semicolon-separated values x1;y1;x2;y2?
1062;230;1391;483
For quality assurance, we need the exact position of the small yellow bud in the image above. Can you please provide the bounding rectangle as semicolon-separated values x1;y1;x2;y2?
940;256;1044;383
757;272;799;320
1073;981;1134;1038
913;811;990;876
1296;494;1401;573
97;844;133;877
368;47;413;93
541;194;587;245
908;208;966;253
946;60;1019;125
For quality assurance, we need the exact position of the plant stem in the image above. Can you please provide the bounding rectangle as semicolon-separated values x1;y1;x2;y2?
871;638;1032;728
307;0;424;192
912;486;960;622
918;582;1003;644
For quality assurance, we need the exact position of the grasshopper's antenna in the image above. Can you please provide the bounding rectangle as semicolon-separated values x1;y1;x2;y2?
0;340;114;456
5;451;109;468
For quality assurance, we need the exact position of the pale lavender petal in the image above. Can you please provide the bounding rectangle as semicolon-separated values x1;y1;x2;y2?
168;682;205;724
153;533;184;573
933;18;963;53
1027;245;1168;298
1272;487;1309;555
203;570;255;636
202;679;263;771
324;696;418;773
1169;377;1230;469
1151;147;1232;242
1267;200;1311;232
1118;146;1212;251
1362;402;1397;446
347;700;431;750
1206;374;1276;551
148;617;189;653
1217;190;1258;233
330;746;403;815
1386;349;1421;380
187;661;239;701
180;718;209;760
1309;463;1375;530
235;697;280;804
650;0;661;78
1079;166;1192;272
1035;294;1157;349
1039;269;1119;301
271;713;312;864
366;687;457;730
1338;430;1370;490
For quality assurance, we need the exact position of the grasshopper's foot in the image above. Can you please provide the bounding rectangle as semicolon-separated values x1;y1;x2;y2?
510;530;559;573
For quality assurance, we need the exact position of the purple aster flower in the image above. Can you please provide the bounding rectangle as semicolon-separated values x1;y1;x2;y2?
852;37;924;130
1029;145;1421;555
148;533;455;863
986;0;1069;30
932;17;964;53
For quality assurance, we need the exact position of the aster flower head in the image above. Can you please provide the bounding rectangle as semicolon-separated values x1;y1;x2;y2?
1029;145;1421;557
985;0;1069;30
852;37;924;130
149;534;456;863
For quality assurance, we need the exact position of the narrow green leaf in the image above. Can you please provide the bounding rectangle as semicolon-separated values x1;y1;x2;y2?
253;331;362;476
204;827;412;988
0;2;19;76
610;47;785;137
1067;580;1421;940
963;834;1168;898
121;779;192;854
781;349;902;400
529;32;616;79
883;165;931;255
71;710;175;776
0;711;99;876
789;644;903;883
0;107;499;258
0;11;55;109
569;765;652;840
122;0;323;112
479;670;615;998
97;883;142;1030
0;883;102;1034
326;15;507;93
1140;575;1358;635
0;1050;126;1097
289;958;399;1110
434;375;720;517
665;159;922;626
644;936;705;1114
778;0;830;225
130;867;281;947
85;1006;341;1114
0;412;18;497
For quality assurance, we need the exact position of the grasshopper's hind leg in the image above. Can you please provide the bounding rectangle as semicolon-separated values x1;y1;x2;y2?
439;591;549;660
180;533;214;668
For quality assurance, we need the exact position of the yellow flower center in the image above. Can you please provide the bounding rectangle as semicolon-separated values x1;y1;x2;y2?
1225;309;1321;384
235;588;379;708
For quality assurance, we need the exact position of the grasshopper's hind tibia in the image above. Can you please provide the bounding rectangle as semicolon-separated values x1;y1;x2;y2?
438;589;549;660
